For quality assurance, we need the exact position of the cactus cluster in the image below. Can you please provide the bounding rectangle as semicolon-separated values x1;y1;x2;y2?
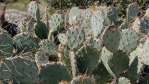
1;1;149;84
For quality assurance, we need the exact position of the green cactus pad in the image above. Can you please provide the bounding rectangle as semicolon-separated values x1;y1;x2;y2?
66;26;85;50
118;29;139;54
90;11;104;37
118;77;131;84
76;45;100;74
85;37;103;51
39;40;57;57
80;8;92;29
28;1;40;21
25;20;35;36
68;7;81;25
61;46;71;74
127;3;139;22
125;49;143;83
39;62;71;84
140;16;149;34
13;33;38;53
107;6;118;23
114;19;123;26
119;21;132;30
101;47;116;78
0;30;13;60
141;38;149;65
34;21;48;39
35;51;49;68
0;56;40;84
69;76;95;84
108;50;129;77
103;25;121;53
49;13;64;34
92;61;113;84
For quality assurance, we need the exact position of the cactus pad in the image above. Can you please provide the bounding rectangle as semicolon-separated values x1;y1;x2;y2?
85;37;103;51
0;30;13;59
0;56;40;84
35;51;49;68
107;6;118;23
141;38;149;65
108;50;129;77
101;47;116;77
14;33;38;53
90;11;104;37
103;25;120;53
118;29;139;53
76;45;100;74
49;13;64;34
68;7;81;25
66;26;85;50
28;1;40;21
127;3;139;22
140;16;149;34
39;62;71;84
39;40;57;57
92;61;113;84
34;21;48;39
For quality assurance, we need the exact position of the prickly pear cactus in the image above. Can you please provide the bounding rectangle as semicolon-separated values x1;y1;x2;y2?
107;6;118;23
39;62;71;84
0;30;13;59
108;50;129;77
103;25;120;53
0;56;40;84
28;1;40;21
66;26;85;50
126;49;143;83
76;45;100;74
127;3;139;22
118;29;139;53
119;21;132;30
60;46;71;73
80;8;92;28
13;33;38;53
101;47;116;78
93;61;113;84
39;40;57;57
35;51;49;68
69;76;95;84
140;16;149;34
68;7;81;25
85;37;103;51
141;38;149;65
34;21;48;39
90;11;104;37
49;13;64;34
25;20;35;36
